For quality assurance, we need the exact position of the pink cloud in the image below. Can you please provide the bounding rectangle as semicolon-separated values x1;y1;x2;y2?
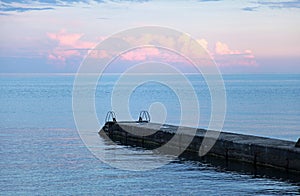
89;50;110;59
121;47;160;61
47;49;81;64
47;31;81;47
215;41;241;55
46;30;257;69
117;40;257;68
118;47;190;64
47;29;96;64
116;38;257;68
214;41;257;66
197;39;209;51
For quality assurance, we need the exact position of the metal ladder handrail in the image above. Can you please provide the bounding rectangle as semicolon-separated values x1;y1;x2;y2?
104;110;150;124
138;110;150;122
105;111;117;123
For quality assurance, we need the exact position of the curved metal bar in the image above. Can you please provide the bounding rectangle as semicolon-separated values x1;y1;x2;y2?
138;111;150;122
105;111;117;123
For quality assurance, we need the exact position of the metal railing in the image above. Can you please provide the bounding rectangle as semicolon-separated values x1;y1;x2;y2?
138;110;150;122
104;110;151;123
105;111;117;123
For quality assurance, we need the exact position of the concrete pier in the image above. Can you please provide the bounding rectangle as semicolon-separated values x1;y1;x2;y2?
99;122;300;173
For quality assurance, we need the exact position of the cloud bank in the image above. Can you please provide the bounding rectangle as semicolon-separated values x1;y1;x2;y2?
46;30;257;68
47;30;96;64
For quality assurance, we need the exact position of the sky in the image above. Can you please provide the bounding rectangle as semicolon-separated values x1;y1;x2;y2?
0;0;300;74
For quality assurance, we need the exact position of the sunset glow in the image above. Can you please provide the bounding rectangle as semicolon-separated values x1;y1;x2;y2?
0;0;299;73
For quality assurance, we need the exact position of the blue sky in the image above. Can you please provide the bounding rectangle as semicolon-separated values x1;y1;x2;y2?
0;0;299;73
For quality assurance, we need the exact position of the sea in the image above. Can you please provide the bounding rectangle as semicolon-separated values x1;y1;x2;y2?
1;73;300;195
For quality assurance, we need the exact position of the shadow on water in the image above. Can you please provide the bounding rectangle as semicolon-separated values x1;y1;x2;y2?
99;132;300;186
179;152;300;185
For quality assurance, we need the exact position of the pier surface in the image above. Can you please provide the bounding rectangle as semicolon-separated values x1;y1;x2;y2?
99;122;300;173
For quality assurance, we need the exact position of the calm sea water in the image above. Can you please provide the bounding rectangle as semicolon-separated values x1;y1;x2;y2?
1;74;300;195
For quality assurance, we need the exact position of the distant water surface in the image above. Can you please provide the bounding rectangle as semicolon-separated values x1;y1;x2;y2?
0;74;299;195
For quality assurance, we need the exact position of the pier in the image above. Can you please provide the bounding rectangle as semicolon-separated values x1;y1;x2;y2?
99;112;300;173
